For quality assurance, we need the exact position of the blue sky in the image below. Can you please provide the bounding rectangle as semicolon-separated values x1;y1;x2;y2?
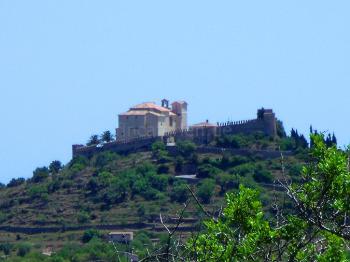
0;1;349;183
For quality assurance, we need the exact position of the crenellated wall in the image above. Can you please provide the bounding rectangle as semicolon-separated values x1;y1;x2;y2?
72;109;277;158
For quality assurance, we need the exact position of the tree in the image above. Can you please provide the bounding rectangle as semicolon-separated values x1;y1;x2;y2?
196;179;216;204
170;181;189;203
176;140;197;157
276;120;287;138
17;243;31;257
332;133;338;146
82;229;101;243
101;130;113;143
7;177;25;187
49;160;62;174
32;167;49;183
0;243;12;256
87;134;100;146
186;134;350;261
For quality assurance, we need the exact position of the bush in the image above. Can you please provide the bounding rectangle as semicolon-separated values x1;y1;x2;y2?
216;173;238;193
82;229;101;243
94;151;119;168
229;163;256;176
177;141;197;157
7;177;25;187
175;156;184;173
0;211;8;223
253;169;273;183
0;243;12;256
151;175;169;191
77;211;90;224
197;164;221;178
32;167;49;183
289;164;303;177
17;242;31;257
170;181;189;203
197;179;216;204
28;184;49;201
216;134;248;149
49;160;62;174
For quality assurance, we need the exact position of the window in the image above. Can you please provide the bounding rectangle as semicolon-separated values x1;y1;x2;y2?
170;117;173;126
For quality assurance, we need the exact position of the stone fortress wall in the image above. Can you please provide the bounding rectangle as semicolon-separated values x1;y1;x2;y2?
72;108;277;158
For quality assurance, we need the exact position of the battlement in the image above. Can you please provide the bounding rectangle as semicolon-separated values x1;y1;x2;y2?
72;108;277;158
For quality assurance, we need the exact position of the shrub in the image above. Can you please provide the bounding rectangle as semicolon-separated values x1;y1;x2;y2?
17;242;31;257
253;169;273;183
151;175;169;191
289;164;303;177
142;187;160;201
230;163;256;176
175;156;184;173
197;164;221;178
32;167;49;183
94;151;119;168
7;177;25;187
77;211;90;224
49;160;62;174
82;229;101;243
170;181;189;203
177;141;197;157
28;184;49;201
0;243;12;256
216;173;238;193
152;141;166;155
197;179;216;204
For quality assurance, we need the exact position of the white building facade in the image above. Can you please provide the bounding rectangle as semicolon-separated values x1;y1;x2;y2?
116;100;187;141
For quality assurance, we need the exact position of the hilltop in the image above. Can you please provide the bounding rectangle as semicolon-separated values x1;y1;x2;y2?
0;125;317;260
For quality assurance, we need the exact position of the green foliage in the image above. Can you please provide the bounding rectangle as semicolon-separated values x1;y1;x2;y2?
187;135;350;261
253;168;273;183
76;211;90;224
276;120;287;138
87;134;100;146
216;134;247;149
176;140;197;157
197;163;221;178
31;167;49;183
16;243;31;257
94;151;119;168
101;130;113;143
7;177;25;187
170;180;189;203
0;243;12;256
82;229;101;243
49;160;62;174
151;174;169;191
28;184;49;201
152;141;166;152
216;173;238;194
196;179;216;203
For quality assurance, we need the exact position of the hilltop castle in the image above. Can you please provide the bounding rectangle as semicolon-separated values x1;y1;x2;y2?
117;100;187;141
72;99;278;157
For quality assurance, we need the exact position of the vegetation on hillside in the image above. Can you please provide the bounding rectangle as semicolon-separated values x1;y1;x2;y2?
0;126;346;261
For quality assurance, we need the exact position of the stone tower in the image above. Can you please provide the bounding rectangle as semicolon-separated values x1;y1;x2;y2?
171;101;188;130
257;108;277;137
